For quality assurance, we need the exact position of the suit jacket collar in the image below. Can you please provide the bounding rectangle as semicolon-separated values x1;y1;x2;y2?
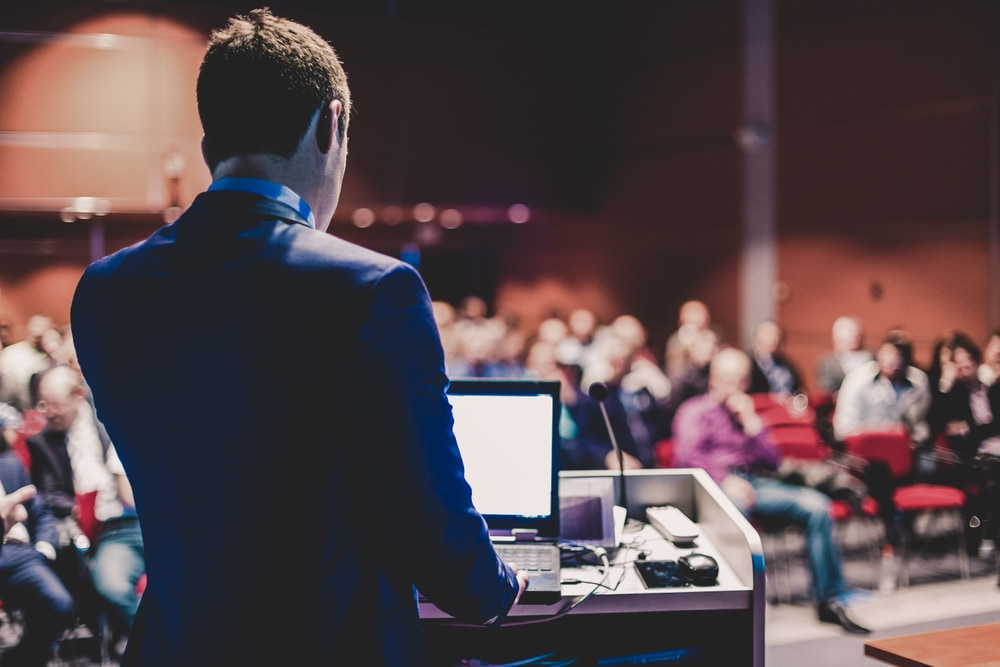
178;190;314;235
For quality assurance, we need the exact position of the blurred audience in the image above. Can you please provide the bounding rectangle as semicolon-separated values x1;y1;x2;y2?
747;320;806;397
27;367;145;653
665;326;723;429
0;315;54;411
0;436;74;666
567;322;671;471
979;329;1000;387
833;328;932;547
834;328;933;462
671;348;869;633
926;332;1000;554
523;340;583;469
815;316;874;397
664;300;711;378
1;297;997;644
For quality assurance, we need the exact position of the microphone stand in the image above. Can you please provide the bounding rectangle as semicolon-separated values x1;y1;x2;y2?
589;382;627;508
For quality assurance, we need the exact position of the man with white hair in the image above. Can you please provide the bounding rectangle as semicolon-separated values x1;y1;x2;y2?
816;316;874;396
672;348;869;633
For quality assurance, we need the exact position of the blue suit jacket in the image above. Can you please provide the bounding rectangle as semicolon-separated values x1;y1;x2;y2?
71;191;518;666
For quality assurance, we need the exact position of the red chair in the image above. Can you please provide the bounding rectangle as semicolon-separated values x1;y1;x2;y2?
74;490;101;546
11;409;46;472
843;426;969;586
767;422;882;592
753;392;816;428
73;491;146;661
653;439;676;468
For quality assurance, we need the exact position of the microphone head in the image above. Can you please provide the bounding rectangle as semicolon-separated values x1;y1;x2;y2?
588;381;608;401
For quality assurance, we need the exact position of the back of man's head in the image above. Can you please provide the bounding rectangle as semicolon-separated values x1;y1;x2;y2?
197;8;351;173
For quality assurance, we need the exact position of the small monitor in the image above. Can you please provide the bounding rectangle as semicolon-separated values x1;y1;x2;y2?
447;379;561;537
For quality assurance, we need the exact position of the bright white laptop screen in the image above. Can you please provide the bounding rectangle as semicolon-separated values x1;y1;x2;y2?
446;380;561;535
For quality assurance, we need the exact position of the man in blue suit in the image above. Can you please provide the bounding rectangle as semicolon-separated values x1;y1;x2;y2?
71;9;526;666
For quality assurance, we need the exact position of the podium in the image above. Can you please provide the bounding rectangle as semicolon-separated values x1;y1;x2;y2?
420;468;765;666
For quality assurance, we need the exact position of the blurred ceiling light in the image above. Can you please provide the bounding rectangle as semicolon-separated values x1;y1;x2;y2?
94;33;118;50
439;208;463;229
61;197;110;222
507;204;531;224
413;202;436;223
352;207;376;228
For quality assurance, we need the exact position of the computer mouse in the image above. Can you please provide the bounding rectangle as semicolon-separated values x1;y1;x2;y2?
678;553;718;586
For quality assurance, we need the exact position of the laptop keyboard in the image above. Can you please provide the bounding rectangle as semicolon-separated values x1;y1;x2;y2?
494;544;557;573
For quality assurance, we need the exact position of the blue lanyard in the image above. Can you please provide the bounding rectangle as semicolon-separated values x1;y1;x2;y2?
208;177;316;229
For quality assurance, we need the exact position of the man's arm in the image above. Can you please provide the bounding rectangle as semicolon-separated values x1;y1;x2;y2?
352;262;521;623
0;484;35;537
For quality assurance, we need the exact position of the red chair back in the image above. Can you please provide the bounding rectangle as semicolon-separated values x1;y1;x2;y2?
843;426;912;479
753;393;816;427
769;423;829;461
654;439;676;468
75;490;100;543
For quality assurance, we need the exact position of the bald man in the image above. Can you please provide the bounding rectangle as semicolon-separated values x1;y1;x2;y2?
27;366;144;653
672;348;869;634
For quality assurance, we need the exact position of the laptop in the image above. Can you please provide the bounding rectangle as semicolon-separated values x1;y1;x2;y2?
447;378;563;605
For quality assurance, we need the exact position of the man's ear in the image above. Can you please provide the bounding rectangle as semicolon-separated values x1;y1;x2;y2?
315;100;343;154
200;136;215;175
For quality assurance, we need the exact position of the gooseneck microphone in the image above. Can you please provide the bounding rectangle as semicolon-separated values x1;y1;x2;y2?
589;381;627;508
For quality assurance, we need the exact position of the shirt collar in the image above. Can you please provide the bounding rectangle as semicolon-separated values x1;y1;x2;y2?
208;177;316;229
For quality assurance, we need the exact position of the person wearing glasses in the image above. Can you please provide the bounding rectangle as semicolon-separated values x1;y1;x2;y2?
26;366;144;659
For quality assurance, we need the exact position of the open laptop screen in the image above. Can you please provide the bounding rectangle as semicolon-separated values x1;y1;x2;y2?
447;379;561;537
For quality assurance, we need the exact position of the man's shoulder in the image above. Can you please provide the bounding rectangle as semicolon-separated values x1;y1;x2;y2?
840;360;879;388
79;209;408;289
287;229;403;276
905;365;929;389
25;427;57;448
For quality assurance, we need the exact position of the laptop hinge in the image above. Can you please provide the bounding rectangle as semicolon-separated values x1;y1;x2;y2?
512;529;538;542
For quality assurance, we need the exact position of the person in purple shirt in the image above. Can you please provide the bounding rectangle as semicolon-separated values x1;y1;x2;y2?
672;348;869;634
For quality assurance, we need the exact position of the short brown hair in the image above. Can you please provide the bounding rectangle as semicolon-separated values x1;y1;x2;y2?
197;8;351;172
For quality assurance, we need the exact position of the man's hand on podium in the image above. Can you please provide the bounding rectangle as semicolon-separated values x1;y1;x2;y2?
512;566;530;605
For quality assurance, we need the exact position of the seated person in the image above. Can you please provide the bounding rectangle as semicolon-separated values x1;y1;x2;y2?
815;316;874;398
569;329;670;470
747;320;806;397
27;367;145;650
927;333;1000;553
0;434;74;666
664;300;711;378
664;325;722;432
672;348;869;633
979;329;1000;387
833;328;932;546
834;328;933;472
